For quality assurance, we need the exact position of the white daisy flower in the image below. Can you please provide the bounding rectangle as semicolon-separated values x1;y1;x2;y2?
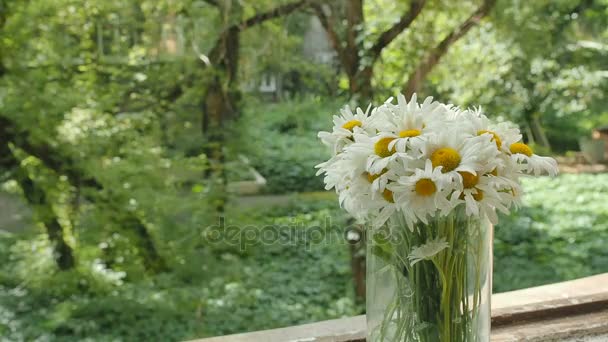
460;108;522;154
346;133;406;175
368;156;421;194
339;169;400;224
422;130;501;180
317;105;380;155
351;177;402;229
379;94;443;154
370;193;400;229
315;93;559;227
454;174;511;225
408;237;450;266
486;155;524;210
315;154;352;191
509;142;559;176
429;104;466;124
391;160;456;228
338;175;376;220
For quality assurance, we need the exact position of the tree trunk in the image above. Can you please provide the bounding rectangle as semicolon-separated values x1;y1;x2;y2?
348;223;366;304
532;114;551;150
350;67;374;102
202;78;232;213
524;122;536;145
0;121;75;270
15;166;76;270
0;116;168;273
118;211;167;272
0;27;74;269
0;0;8;77
522;101;551;150
314;0;425;101
203;23;241;213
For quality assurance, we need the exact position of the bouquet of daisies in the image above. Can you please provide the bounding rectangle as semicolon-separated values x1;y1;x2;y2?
316;94;557;229
316;94;558;342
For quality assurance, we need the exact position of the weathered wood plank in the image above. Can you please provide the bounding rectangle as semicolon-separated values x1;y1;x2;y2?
493;273;608;309
492;310;608;342
189;315;366;342
189;273;608;342
493;293;608;327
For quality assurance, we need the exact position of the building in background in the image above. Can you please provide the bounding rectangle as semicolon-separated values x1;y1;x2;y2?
244;16;337;100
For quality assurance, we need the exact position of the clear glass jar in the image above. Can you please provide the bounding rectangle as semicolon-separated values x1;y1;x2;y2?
366;209;492;342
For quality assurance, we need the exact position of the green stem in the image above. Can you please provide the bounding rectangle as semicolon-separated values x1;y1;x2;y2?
368;210;490;342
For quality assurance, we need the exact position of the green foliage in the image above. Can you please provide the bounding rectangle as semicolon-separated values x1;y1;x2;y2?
3;174;608;339
235;98;344;194
319;0;608;153
202;200;356;334
429;0;608;152
369;0;480;96
0;197;357;341
494;174;608;292
0;0;606;340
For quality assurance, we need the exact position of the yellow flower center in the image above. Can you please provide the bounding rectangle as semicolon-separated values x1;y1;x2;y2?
366;169;388;183
472;189;484;201
415;178;436;196
478;130;502;149
374;137;396;158
509;142;533;157
342;120;362;131
430;147;461;172
399;129;421;138
382;189;394;203
458;171;479;189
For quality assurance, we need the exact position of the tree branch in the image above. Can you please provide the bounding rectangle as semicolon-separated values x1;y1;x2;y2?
345;0;364;55
403;0;497;97
14;161;76;270
311;3;347;68
202;0;218;7
208;0;312;65
368;0;426;61
0;115;168;273
240;0;311;29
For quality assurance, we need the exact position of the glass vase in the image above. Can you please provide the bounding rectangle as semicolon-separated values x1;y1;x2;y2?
366;208;492;342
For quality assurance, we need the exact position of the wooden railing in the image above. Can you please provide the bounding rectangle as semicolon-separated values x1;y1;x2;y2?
190;273;608;342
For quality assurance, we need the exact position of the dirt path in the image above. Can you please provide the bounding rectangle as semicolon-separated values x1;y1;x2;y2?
559;163;607;174
234;191;338;208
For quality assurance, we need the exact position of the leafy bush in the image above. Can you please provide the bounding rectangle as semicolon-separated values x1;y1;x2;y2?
235;97;345;194
494;174;608;292
0;196;357;341
201;200;356;335
2;175;608;340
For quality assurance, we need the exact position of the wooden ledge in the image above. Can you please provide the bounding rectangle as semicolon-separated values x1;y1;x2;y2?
189;315;366;342
493;273;608;309
492;292;608;327
492;310;608;342
190;273;608;342
491;273;608;341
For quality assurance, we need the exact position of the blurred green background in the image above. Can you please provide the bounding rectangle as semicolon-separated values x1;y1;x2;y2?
0;0;607;340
